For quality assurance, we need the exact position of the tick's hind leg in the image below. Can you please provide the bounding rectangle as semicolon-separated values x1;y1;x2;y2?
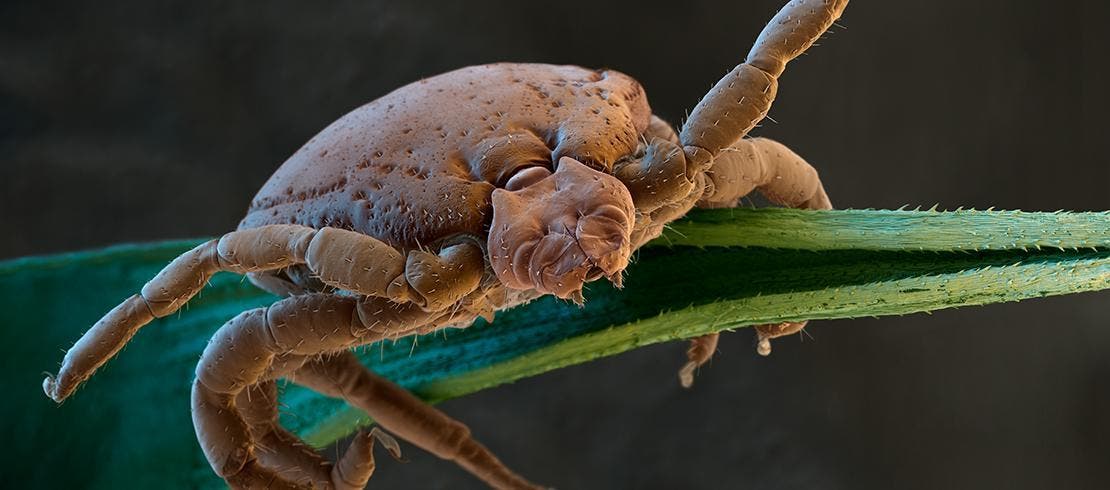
291;351;542;490
680;137;833;384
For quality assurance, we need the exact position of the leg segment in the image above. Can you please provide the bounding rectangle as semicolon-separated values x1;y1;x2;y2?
615;116;713;249
623;0;846;245
236;381;333;487
291;352;542;490
398;236;486;312
680;0;849;158
624;2;845;378
191;293;433;489
44;224;483;403
237;380;400;489
614;114;687;213
614;137;696;213
681;137;832;375
678;332;719;388
698;137;831;210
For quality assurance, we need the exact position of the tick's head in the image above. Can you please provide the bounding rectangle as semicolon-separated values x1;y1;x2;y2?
488;157;634;302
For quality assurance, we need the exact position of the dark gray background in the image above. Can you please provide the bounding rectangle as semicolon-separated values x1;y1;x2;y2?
2;0;1108;488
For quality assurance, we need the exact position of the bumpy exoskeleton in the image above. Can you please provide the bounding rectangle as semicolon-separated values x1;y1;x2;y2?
42;1;846;488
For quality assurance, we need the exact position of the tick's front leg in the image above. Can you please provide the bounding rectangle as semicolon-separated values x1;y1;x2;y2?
681;137;833;384
698;137;831;211
702;137;833;354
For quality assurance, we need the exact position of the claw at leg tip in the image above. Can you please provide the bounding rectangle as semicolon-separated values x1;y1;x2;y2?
757;338;772;357
607;273;623;289
369;427;406;462
42;375;54;396
678;362;696;388
42;375;62;403
568;289;586;306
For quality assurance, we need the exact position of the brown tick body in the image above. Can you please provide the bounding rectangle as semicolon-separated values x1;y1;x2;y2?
44;1;846;488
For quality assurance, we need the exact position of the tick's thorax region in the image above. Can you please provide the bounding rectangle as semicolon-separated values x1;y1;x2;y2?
42;1;846;488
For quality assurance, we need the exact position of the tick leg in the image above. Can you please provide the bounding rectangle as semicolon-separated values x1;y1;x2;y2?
678;332;719;388
616;116;712;249
630;0;846;256
398;236;485;312
44;225;315;402
686;137;832;370
680;0;849;158
303;229;487;311
614;137;697;214
237;380;399;489
44;224;473;403
698;137;830;211
192;293;435;489
236;381;331;487
292;351;543;490
614;115;688;213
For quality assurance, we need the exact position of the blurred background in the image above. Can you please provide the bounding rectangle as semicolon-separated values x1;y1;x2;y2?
2;0;1107;488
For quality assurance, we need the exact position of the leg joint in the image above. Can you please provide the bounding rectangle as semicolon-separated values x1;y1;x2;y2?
195;308;279;395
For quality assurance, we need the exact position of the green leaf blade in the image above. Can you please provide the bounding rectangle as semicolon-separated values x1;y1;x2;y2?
659;208;1110;251
3;208;1107;487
